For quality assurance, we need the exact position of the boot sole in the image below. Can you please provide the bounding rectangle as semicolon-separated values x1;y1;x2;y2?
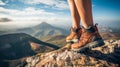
71;39;104;52
66;39;79;44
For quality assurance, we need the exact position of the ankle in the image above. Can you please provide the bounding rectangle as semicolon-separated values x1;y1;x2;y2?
72;25;80;29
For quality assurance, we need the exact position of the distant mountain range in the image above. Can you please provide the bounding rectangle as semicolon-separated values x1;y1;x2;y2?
0;22;119;41
0;22;69;37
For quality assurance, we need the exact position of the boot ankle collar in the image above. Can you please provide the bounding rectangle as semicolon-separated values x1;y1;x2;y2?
82;24;98;33
71;27;81;33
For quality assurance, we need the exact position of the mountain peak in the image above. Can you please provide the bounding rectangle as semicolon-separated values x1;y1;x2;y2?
34;22;53;29
40;22;52;27
40;22;49;25
33;22;68;37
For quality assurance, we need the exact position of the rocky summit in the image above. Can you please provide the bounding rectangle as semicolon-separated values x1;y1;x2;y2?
23;40;120;67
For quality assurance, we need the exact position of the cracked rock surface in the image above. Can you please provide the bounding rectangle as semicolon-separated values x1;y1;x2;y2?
25;40;120;67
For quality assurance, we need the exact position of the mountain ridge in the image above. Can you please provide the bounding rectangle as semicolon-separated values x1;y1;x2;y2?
0;33;59;60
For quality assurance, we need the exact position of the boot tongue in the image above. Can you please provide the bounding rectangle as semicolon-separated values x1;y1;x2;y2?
82;26;95;33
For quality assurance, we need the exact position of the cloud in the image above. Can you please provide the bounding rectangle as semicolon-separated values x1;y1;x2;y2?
0;7;70;23
0;0;6;5
19;0;69;10
0;7;55;20
0;7;54;16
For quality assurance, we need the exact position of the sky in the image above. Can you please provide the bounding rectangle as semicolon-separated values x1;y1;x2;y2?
0;0;120;30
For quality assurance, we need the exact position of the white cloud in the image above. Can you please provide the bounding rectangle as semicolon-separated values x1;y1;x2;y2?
0;7;70;24
0;7;55;20
0;7;54;16
20;0;69;10
0;0;6;5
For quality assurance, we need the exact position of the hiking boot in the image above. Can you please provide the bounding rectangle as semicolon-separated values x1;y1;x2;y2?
66;27;81;44
71;24;104;52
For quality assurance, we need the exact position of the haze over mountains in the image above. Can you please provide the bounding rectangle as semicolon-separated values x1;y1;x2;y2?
0;22;120;40
0;22;69;37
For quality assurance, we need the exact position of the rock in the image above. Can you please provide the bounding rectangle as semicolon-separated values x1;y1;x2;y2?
25;40;120;67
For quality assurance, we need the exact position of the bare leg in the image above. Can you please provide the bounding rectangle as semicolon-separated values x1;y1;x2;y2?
68;0;80;29
71;0;104;51
74;0;94;28
66;0;81;43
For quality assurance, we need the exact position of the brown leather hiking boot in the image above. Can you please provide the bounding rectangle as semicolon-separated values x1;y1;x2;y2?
66;27;81;43
71;24;104;52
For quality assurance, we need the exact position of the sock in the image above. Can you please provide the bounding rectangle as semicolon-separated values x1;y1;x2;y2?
72;26;81;33
85;26;95;33
72;27;79;33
